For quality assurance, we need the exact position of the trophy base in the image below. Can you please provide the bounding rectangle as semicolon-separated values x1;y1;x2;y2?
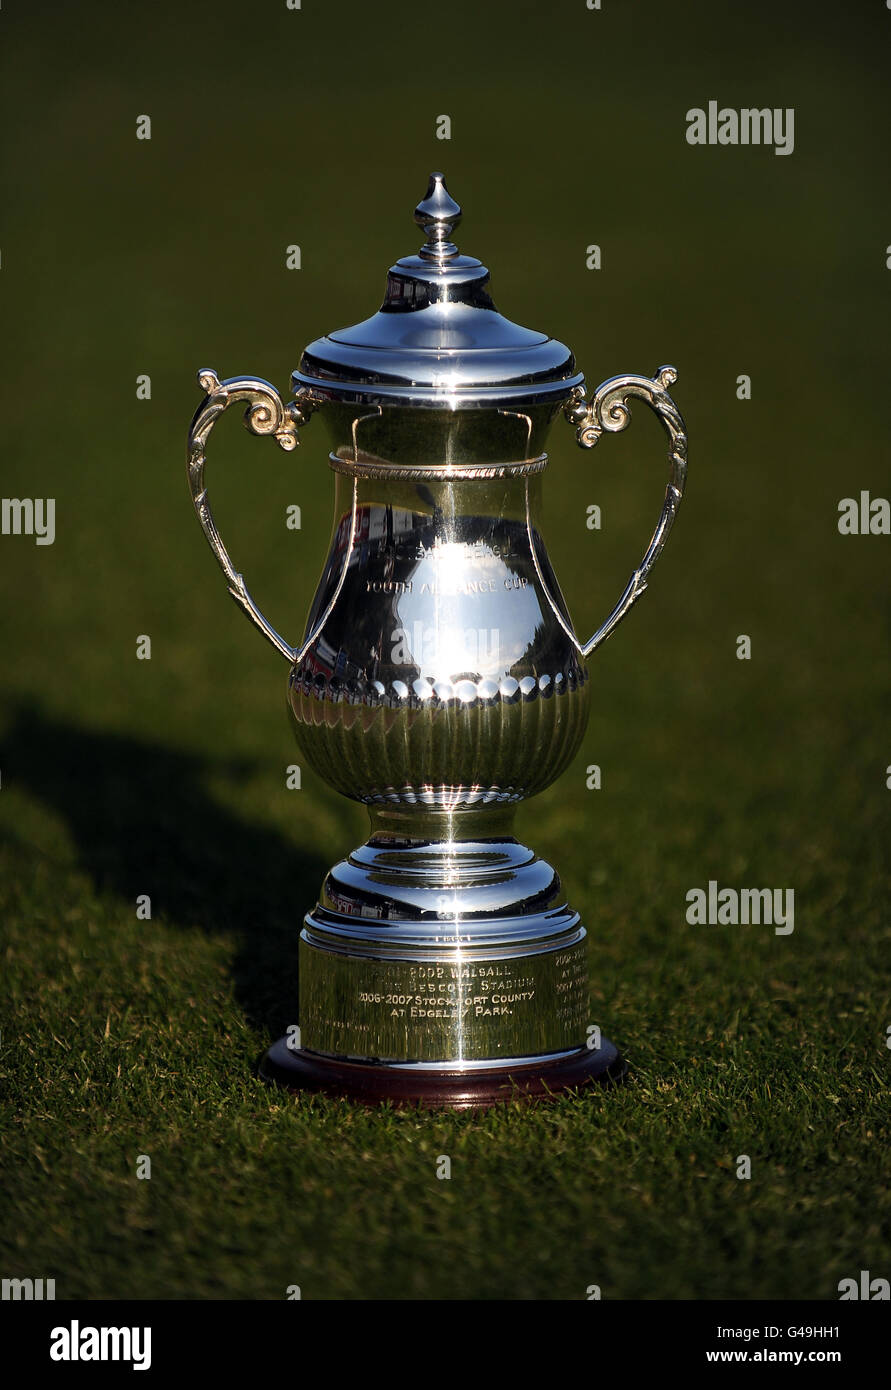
260;1039;627;1110
263;806;628;1109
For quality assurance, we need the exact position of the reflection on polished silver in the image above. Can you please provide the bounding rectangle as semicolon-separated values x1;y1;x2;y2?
184;173;689;1102
414;171;463;261
382;1049;583;1073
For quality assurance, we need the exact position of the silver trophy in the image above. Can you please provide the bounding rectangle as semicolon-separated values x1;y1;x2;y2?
186;174;687;1107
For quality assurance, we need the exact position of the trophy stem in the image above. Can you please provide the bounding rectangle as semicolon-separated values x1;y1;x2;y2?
260;802;627;1108
366;801;520;845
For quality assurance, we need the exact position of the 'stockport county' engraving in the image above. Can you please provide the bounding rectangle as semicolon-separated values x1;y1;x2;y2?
299;937;590;1062
359;961;538;1019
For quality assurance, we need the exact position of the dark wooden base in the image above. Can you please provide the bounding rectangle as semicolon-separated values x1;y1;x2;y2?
260;1039;628;1110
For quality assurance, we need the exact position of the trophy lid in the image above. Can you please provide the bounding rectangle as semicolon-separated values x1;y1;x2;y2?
293;173;583;410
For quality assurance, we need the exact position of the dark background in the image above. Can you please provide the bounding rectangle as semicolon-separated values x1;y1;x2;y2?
1;0;889;1300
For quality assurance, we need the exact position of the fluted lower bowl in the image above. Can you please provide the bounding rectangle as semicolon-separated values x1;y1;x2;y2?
288;661;590;807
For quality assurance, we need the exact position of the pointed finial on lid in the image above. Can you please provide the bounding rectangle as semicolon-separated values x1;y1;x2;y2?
414;172;462;261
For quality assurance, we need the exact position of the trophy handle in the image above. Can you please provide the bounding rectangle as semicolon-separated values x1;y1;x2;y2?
186;368;315;663
559;364;688;659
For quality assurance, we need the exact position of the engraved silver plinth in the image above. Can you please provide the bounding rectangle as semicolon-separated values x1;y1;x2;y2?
300;810;589;1064
185;174;687;1105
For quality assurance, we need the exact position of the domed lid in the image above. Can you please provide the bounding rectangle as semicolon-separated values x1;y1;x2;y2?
293;173;583;410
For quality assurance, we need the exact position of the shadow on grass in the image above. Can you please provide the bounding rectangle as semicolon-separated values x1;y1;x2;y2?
0;702;329;1040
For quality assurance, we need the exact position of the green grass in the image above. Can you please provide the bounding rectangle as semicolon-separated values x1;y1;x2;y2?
3;833;887;1303
1;0;890;1300
2;664;888;1299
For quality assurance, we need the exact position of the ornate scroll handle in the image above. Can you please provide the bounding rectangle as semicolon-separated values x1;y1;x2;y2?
186;369;316;663
561;364;688;659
